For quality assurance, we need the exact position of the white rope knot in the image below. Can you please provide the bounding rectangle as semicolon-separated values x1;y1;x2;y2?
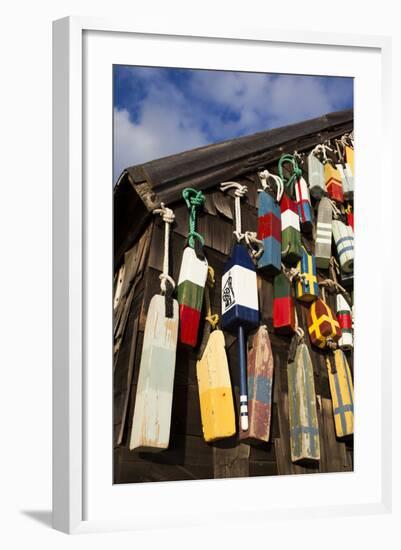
330;199;342;220
295;326;305;341
159;273;175;293
257;169;284;202
220;181;248;242
153;202;175;224
233;184;248;198
281;263;306;284
153;203;176;295
244;231;264;259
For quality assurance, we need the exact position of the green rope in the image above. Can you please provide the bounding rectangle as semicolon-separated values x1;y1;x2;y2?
278;154;303;198
182;187;205;249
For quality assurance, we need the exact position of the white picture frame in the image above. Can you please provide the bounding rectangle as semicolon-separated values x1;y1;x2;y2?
52;16;392;534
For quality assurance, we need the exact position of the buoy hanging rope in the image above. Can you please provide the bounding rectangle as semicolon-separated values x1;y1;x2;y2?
182;187;205;258
257;169;284;202
153;203;176;318
220;181;248;242
278;154;303;197
204;266;219;330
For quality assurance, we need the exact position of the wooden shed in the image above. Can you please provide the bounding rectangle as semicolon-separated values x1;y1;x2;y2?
113;109;354;483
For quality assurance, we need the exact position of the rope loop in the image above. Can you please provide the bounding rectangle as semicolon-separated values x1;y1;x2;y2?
278;154;303;197
257;169;284;202
330;199;342;219
244;231;264;260
153;202;175;225
220;181;248;242
182;188;205;250
153;203;176;296
205;313;219;330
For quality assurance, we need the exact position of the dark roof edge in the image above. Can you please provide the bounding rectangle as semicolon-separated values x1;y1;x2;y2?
117;108;353;212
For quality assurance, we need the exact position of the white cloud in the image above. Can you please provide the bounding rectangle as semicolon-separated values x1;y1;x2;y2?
113;103;207;179
114;69;352;181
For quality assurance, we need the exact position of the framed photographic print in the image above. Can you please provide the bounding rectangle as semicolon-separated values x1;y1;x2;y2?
52;16;392;534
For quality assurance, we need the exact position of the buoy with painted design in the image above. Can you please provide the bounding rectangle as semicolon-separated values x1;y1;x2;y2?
307;296;341;350
220;182;259;432
295;247;319;303
326;350;354;437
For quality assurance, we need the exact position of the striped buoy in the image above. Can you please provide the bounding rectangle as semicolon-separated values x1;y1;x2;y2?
324;163;344;203
336;294;353;350
288;338;320;462
295;247;319;303
307;150;326;199
307;298;341;349
220;182;259;431
273;272;295;334
256;170;283;274
280;193;302;265
315;197;333;269
332;219;354;273
295;176;313;233
177;188;208;347
278;154;303;264
326;350;354;437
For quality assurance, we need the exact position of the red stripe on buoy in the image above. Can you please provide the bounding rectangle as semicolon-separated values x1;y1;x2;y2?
179;304;202;347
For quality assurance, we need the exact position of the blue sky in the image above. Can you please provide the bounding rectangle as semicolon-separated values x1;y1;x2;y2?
113;66;353;181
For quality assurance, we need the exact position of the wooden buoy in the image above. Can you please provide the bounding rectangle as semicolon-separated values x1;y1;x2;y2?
345;204;354;230
278;154;303;264
273;272;295;334
336;163;354;201
240;326;274;443
308;150;326;199
295;247;319;303
177;188;208;347
315;197;333;269
197;330;236;442
256;170;282;274
307;298;341;349
130;204;178;451
177;247;208;347
220;182;259;432
345;145;354;174
335;139;354;200
326;350;354;437
336;294;353;350
295;176;313;233
332;219;354;273
280;193;302;265
324;163;344;203
196;267;236;442
288;338;320;462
